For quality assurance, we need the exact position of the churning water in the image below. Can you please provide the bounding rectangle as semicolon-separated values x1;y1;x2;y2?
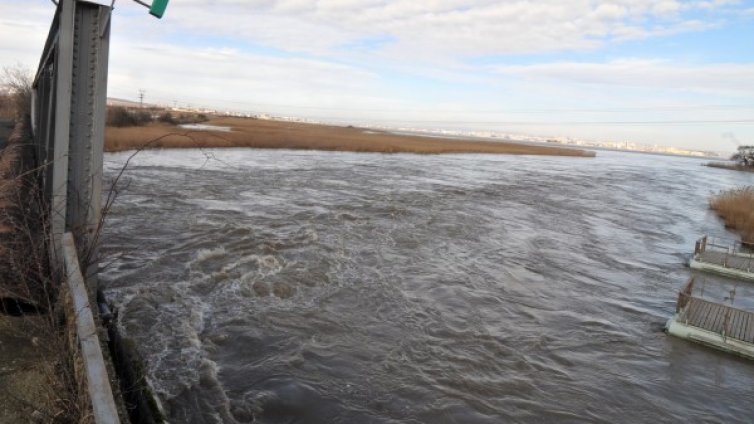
101;148;754;423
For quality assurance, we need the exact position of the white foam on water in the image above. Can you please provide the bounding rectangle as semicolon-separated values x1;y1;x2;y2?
194;247;227;263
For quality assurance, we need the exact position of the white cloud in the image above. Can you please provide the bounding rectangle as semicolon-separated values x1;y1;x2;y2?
106;39;389;114
153;0;742;57
690;0;742;10
1;0;751;151
491;59;754;96
0;4;55;67
652;1;683;16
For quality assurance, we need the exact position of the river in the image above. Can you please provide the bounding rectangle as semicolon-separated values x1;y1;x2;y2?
100;148;754;423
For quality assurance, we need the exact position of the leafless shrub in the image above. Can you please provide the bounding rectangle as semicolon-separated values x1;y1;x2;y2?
1;64;33;120
157;111;177;124
106;106;153;127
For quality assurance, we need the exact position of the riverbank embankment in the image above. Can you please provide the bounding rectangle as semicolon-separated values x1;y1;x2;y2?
0;121;61;422
707;162;754;173
0;121;132;423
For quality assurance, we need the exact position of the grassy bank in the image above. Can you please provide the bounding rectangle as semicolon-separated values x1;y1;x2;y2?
710;186;754;243
105;116;595;157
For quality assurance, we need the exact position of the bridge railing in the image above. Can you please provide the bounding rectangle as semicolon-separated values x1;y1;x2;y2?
31;0;111;281
30;2;122;423
62;232;120;424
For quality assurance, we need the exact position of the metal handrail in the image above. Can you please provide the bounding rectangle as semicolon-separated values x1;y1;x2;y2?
62;233;120;424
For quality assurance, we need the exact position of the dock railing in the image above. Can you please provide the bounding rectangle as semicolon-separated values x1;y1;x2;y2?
693;235;754;272
27;1;123;422
676;277;694;314
62;232;120;424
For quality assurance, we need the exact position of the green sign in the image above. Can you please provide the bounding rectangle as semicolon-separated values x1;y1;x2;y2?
149;0;169;18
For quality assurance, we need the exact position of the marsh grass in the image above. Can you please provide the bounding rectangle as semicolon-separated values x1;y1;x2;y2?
710;186;754;244
105;116;596;157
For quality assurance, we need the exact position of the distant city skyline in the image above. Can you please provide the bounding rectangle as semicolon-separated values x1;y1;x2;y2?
2;0;753;153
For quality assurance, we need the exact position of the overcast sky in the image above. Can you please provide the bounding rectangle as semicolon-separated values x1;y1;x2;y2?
2;1;753;152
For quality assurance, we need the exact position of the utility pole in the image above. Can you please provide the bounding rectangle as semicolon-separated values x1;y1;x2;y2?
138;89;145;108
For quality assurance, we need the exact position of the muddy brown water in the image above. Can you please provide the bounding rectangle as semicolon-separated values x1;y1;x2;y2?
101;149;754;423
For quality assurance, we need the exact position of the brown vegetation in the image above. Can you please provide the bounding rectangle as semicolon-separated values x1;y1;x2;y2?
707;162;754;173
0;93;14;120
1;65;33;120
710;186;754;243
105;116;596;156
106;106;208;128
0;123;89;423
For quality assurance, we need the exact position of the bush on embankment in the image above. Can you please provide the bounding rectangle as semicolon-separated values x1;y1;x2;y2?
710;186;754;243
106;106;208;127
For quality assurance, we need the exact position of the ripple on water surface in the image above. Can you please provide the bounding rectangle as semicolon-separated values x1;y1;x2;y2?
101;149;754;423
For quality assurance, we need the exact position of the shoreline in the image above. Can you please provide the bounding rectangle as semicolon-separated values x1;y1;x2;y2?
706;162;754;173
105;117;596;157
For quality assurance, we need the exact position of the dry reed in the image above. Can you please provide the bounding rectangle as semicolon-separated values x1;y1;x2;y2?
105;117;595;157
710;186;754;243
0;124;91;423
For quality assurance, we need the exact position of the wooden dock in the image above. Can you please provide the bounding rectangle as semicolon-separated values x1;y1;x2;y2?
667;278;754;359
690;236;754;281
679;297;754;343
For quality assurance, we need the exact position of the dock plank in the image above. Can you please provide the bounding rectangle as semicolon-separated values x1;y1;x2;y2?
737;311;748;341
725;308;734;337
738;311;750;341
692;299;707;325
697;301;712;328
731;310;742;339
733;311;744;340
738;312;746;341
681;294;754;343
720;308;732;334
696;301;712;328
741;314;752;341
711;304;726;333
685;299;701;324
687;300;702;326
704;302;720;330
728;309;737;338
